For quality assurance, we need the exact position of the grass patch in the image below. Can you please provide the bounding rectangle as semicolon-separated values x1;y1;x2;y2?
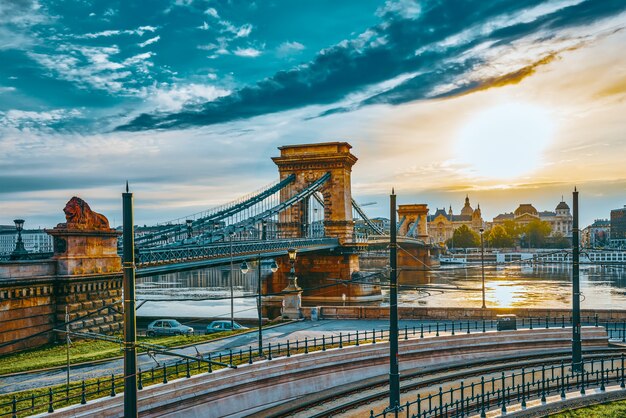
0;330;247;376
550;399;626;417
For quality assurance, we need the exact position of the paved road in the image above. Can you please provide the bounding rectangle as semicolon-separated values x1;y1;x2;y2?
0;319;606;394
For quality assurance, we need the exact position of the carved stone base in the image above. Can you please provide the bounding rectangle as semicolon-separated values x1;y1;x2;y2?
45;228;122;276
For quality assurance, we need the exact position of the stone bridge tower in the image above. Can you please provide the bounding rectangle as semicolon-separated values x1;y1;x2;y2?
398;204;429;239
272;142;357;244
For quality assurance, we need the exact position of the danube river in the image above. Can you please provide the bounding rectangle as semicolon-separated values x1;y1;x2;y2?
135;263;626;318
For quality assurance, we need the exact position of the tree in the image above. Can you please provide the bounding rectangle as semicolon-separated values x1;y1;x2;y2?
524;220;552;248
446;225;480;248
502;219;522;241
487;225;514;248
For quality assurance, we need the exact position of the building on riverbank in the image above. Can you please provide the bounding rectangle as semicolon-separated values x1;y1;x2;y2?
611;206;626;248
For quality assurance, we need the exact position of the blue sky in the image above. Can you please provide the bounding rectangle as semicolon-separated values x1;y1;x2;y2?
1;0;625;228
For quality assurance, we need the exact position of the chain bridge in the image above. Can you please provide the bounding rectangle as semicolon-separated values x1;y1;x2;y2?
125;142;437;302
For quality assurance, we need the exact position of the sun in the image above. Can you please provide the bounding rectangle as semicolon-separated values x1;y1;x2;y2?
456;102;555;179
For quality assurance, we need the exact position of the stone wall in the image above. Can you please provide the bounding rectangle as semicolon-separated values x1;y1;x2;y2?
302;305;626;322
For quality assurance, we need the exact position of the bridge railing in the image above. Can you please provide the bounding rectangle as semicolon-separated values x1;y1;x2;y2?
1;317;625;416
136;237;339;267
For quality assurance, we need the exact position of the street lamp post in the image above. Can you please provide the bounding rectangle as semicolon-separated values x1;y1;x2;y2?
572;188;582;371
389;189;400;410
229;231;235;329
479;227;486;309
240;255;278;357
185;219;193;239
10;219;28;260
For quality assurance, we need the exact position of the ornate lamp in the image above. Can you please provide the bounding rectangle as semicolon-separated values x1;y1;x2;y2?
10;219;28;260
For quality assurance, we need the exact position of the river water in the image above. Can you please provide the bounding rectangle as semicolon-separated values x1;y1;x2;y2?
135;262;626;318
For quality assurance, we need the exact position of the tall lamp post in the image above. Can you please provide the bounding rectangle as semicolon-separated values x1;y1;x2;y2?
122;183;137;417
572;188;582;371
240;255;278;357
10;219;28;260
479;227;486;309
185;219;193;239
389;189;400;410
229;231;235;329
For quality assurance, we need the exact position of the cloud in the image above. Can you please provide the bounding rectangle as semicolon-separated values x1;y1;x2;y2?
204;8;219;18
0;109;82;130
276;41;305;57
109;1;626;131
138;35;160;48
79;26;157;39
141;82;231;112
233;47;262;58
235;24;252;38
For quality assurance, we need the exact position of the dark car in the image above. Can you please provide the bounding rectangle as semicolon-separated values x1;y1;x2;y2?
206;320;248;334
146;319;194;336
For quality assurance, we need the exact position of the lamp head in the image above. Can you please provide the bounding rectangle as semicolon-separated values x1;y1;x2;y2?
13;219;24;232
240;261;249;275
270;260;279;273
186;219;193;227
479;227;484;234
287;248;297;262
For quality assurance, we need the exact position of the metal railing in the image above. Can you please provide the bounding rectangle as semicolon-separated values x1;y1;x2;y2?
373;354;626;417
136;237;339;267
2;317;625;417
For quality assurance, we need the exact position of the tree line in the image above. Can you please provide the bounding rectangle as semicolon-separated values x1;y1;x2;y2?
446;219;571;249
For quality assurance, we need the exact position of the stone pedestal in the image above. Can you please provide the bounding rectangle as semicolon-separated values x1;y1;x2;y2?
282;279;302;319
46;228;122;276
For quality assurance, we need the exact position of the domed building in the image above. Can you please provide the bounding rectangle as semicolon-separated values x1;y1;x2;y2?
427;196;484;244
492;199;573;237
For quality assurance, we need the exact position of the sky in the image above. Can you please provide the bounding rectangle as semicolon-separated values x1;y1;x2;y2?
0;0;625;229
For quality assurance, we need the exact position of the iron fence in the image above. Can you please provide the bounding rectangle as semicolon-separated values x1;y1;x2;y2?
2;316;626;417
372;354;626;418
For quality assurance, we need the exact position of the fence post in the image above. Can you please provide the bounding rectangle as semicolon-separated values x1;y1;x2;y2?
501;372;507;414
229;349;233;367
249;346;253;364
268;343;273;360
162;365;168;384
404;325;408;340
545;316;549;329
562;315;565;328
452;322;455;336
186;359;191;378
356;331;359;347
339;333;343;349
436;322;439;337
601;358;606;391
619;353;625;389
323;336;326;351
305;337;309;353
622;354;625;389
111;374;117;396
417;392;422;417
482;319;486;333
456;380;465;418
580;360;585;395
541;365;546;404
595;314;599;327
208;354;213;373
81;380;87;404
560;361;566;399
521;368;526;409
480;376;486;418
48;388;54;413
420;324;424;338
138;368;143;390
287;340;291;357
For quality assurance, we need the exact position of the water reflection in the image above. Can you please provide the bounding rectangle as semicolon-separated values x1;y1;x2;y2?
400;264;626;309
136;263;626;317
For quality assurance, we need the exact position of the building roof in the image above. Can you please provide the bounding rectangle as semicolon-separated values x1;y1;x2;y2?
514;204;538;217
493;213;514;220
538;211;556;217
591;219;610;226
556;201;570;210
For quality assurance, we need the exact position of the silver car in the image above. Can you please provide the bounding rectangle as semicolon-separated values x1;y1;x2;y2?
146;319;194;336
206;320;247;334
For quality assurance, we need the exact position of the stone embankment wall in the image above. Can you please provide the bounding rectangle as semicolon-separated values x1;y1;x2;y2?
302;306;626;321
0;262;123;354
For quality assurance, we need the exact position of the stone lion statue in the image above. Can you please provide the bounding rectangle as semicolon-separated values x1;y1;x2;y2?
60;196;110;230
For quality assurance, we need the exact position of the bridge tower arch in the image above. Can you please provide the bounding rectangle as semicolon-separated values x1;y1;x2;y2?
272;142;357;244
398;204;429;239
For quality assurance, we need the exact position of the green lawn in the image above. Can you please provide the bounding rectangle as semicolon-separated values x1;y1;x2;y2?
0;331;246;376
551;399;626;417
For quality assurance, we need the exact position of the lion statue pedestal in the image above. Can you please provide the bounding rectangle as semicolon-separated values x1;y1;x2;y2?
45;197;122;276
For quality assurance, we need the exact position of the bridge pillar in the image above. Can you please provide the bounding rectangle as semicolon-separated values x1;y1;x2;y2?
398;204;429;239
272;142;357;245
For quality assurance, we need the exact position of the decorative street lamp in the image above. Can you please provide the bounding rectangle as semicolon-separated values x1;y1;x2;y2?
229;231;235;329
240;256;278;356
287;248;297;287
479;227;486;309
185;219;193;239
10;219;29;260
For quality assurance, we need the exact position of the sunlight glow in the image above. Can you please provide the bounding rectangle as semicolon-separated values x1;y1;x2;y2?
456;102;555;179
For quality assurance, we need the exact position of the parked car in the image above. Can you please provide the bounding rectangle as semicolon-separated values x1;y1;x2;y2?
206;320;248;334
146;319;194;336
